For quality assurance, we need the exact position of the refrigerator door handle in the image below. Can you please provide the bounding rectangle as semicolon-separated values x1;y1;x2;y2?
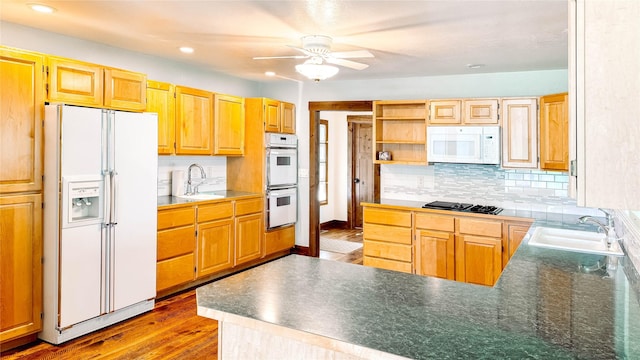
108;223;116;312
110;171;118;225
100;223;108;315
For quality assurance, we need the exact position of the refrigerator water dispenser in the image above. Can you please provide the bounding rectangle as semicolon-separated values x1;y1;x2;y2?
62;176;104;228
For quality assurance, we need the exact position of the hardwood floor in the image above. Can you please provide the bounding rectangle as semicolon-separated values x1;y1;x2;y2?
319;228;363;265
0;291;218;360
1;229;362;359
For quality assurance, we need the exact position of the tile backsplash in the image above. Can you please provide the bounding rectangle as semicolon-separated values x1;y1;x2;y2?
157;156;226;196
381;163;599;216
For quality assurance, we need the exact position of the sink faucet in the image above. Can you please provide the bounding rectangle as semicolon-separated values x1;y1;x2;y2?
578;208;616;249
185;163;206;195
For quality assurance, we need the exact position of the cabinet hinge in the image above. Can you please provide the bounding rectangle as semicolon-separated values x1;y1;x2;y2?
42;202;44;209
570;160;577;176
41;312;44;320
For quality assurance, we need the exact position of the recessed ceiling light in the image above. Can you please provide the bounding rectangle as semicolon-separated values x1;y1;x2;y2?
28;3;56;13
466;64;484;69
179;47;194;54
265;71;276;77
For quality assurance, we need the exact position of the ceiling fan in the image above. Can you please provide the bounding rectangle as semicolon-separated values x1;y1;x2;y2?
253;35;374;71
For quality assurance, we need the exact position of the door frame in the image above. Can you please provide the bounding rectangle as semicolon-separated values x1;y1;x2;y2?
347;115;378;229
308;101;373;257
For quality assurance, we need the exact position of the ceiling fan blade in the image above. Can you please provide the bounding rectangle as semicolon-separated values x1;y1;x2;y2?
329;50;374;59
253;55;308;60
325;58;369;70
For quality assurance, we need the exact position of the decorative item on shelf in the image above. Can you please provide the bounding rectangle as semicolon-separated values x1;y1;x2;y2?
378;151;392;161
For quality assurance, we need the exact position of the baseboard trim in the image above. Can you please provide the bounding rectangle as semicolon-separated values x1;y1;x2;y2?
320;220;348;230
293;245;310;256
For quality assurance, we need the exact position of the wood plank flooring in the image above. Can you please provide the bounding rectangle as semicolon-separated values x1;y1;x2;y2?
1;228;362;359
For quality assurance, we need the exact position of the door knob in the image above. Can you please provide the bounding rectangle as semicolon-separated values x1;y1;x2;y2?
354;178;360;183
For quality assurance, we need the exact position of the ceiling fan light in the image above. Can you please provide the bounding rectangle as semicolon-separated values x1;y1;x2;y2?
295;63;339;81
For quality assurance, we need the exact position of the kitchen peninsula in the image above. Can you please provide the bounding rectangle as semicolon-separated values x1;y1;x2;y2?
197;224;640;359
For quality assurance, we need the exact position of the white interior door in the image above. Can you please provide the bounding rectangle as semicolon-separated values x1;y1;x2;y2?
111;111;158;310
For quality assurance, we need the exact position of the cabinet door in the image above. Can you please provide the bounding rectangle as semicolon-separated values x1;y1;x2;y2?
103;68;146;111
428;100;461;124
506;222;531;262
280;101;296;134
265;225;295;255
214;94;245;155
0;48;43;194
264;98;281;133
415;229;455;280
0;194;42;342
539;93;568;170
198;218;235;277
463;99;499;124
501;98;538;168
175;86;214;155
235;213;263;266
456;235;502;286
47;56;103;107
147;80;176;155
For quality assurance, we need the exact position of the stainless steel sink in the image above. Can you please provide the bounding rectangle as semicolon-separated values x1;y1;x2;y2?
528;226;624;256
175;193;224;201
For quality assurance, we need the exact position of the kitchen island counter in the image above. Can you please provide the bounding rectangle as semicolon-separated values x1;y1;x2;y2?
197;235;640;359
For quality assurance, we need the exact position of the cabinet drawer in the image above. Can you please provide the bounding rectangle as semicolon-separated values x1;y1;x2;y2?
363;256;412;274
363;223;412;244
458;217;503;238
265;225;295;255
158;207;195;230
157;225;195;261
363;208;411;227
235;197;263;216
156;254;195;292
415;213;454;232
198;201;233;222
363;240;412;262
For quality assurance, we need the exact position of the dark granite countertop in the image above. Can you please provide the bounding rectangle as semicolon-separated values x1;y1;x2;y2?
197;214;640;359
158;190;261;209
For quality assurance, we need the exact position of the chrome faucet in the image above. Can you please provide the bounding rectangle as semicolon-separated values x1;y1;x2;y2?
185;163;206;195
578;208;616;248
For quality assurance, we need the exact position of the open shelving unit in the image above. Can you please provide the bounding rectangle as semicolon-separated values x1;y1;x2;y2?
373;100;428;165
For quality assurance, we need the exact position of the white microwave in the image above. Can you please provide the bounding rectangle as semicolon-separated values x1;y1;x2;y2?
427;126;500;165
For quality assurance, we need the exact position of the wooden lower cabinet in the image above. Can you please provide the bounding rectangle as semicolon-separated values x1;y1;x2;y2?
157;206;196;292
265;225;295;255
197;218;234;277
363;207;413;273
455;235;503;286
0;194;43;344
363;205;533;286
234;197;264;266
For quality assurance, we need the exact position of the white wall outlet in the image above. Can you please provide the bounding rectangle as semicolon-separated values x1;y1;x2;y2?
417;176;425;188
299;169;309;178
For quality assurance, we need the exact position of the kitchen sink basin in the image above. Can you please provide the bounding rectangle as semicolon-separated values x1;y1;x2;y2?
175;193;224;201
528;227;624;256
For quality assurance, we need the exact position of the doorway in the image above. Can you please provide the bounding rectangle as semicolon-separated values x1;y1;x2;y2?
347;115;377;229
308;101;373;257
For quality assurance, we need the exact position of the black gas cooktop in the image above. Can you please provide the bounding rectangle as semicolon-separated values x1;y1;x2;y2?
422;201;503;215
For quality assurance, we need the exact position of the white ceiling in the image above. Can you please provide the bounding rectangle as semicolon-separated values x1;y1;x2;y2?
0;0;569;82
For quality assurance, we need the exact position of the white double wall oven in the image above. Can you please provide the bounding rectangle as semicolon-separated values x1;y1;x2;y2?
265;133;298;229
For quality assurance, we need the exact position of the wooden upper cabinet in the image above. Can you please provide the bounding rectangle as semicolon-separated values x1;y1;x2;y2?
47;56;146;111
464;99;499;124
280;101;296;134
428;100;461;124
0;48;44;194
175;86;214;155
147;80;176;155
104;68;146;111
539;92;569;171
501;98;538;168
214;94;245;156
47;56;102;107
264;98;281;132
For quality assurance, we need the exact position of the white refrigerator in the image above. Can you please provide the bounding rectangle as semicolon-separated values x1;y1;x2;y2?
40;104;158;344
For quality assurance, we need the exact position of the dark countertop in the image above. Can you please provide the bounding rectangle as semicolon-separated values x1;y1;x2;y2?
197;209;640;359
157;190;261;209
